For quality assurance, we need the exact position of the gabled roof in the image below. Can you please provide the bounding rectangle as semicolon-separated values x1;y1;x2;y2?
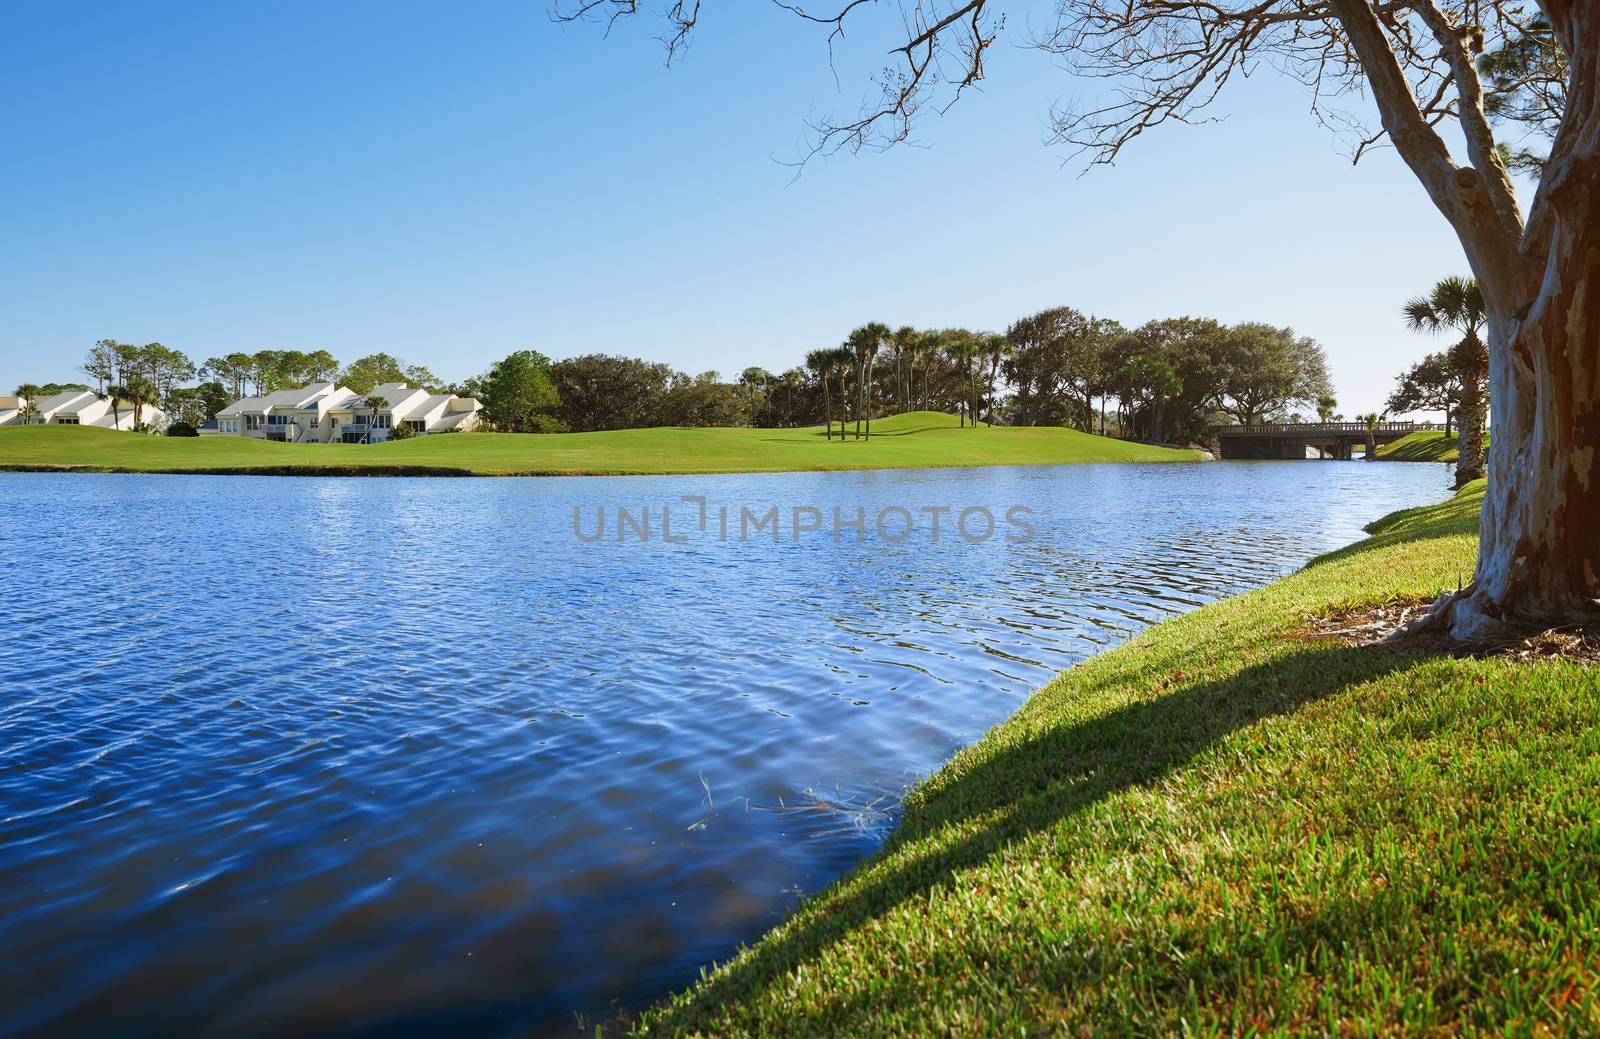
432;409;478;431
259;382;336;409
357;382;430;418
216;395;266;418
404;393;458;420
34;390;97;415
318;388;362;411
216;383;354;417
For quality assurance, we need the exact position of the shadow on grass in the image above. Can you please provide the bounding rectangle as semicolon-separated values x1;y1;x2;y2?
771;421;1002;443
643;644;1421;1034
812;885;1401;1032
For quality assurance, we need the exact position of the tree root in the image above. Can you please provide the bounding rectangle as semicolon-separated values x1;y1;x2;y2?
1301;591;1600;664
1389;586;1530;643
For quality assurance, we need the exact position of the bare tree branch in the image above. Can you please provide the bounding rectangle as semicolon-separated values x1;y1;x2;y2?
1408;0;1525;249
551;0;999;164
552;0;1548;252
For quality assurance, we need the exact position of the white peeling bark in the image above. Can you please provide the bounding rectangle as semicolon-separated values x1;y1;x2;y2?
1329;0;1599;636
1454;100;1600;636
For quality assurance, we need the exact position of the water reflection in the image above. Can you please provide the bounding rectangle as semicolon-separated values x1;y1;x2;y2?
0;462;1448;1037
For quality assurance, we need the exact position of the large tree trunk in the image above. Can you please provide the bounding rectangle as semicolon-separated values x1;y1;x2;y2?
1339;0;1600;639
1441;118;1600;637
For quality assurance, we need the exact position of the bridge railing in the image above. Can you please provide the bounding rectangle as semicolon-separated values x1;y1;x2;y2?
1214;421;1445;436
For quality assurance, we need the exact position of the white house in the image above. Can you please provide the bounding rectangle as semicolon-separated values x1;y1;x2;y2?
2;390;165;431
354;382;483;442
214;382;480;443
216;382;350;443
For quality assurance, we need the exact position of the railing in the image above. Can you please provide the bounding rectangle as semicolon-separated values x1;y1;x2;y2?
1214;421;1445;435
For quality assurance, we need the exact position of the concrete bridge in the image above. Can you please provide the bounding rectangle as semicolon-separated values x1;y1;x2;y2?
1215;421;1445;460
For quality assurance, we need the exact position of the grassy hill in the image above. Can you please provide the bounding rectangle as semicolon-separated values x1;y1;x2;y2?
0;412;1202;476
630;481;1600;1036
1375;429;1485;462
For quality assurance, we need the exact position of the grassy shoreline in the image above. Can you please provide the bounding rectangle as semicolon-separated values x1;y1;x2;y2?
632;480;1600;1036
1375;429;1487;463
0;412;1203;477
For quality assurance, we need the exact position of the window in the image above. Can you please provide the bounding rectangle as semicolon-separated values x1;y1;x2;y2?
373;414;392;430
55;417;79;424
404;420;426;432
245;414;261;431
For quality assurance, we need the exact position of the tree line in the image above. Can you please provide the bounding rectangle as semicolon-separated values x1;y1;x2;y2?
462;314;1333;443
15;317;1337;443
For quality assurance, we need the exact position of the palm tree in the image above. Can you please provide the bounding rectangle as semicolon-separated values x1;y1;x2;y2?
98;385;128;430
124;375;158;430
891;326;917;412
363;394;389;444
943;333;980;427
805;350;835;441
916;329;942;413
781;368;803;426
740;366;770;428
1316;394;1338;423
848;328;869;440
830;346;854;443
14;384;41;425
1404;276;1487;487
847;323;890;440
981;334;1011;429
1357;412;1382;461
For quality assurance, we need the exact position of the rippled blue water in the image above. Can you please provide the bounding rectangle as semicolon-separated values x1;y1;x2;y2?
0;462;1448;1037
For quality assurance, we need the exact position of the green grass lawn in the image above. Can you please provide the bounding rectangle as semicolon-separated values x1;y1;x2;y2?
0;412;1200;476
1376;429;1487;463
632;480;1600;1036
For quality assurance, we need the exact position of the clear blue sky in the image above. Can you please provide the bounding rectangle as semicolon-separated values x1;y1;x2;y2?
1;2;1492;415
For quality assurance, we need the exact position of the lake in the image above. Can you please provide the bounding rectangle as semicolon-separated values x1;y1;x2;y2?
0;462;1448;1037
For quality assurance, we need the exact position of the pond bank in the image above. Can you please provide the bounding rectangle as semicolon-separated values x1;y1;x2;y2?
632;480;1600;1036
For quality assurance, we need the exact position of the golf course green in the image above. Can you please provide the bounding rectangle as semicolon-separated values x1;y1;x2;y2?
0;412;1203;476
